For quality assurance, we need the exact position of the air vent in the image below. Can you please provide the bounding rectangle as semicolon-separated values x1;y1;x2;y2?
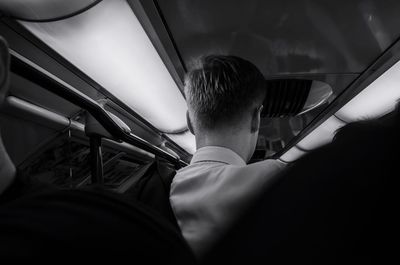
263;79;311;117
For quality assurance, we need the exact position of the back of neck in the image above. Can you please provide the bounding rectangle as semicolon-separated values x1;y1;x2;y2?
195;130;250;162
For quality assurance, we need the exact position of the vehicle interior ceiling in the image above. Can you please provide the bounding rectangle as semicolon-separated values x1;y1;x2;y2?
1;0;400;190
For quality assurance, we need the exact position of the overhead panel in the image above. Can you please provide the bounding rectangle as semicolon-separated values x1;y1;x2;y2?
21;0;188;133
155;0;400;75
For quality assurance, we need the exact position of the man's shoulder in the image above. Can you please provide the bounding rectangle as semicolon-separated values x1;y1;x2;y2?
173;162;227;182
177;158;285;171
174;159;285;182
248;159;286;170
176;161;226;173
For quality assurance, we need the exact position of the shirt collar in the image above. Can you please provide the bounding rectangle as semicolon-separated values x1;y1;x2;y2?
190;146;246;166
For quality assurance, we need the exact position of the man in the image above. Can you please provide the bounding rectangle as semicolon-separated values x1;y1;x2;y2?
170;55;285;258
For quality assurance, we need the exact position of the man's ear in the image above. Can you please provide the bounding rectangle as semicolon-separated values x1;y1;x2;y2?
250;105;263;133
186;111;195;135
0;37;10;107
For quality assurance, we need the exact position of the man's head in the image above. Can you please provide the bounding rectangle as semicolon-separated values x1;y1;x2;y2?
184;55;266;161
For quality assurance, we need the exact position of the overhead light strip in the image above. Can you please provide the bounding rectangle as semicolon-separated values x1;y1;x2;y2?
20;0;188;133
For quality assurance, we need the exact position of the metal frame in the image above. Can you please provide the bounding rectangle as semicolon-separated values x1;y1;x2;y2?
128;0;187;90
89;136;103;184
10;50;188;168
4;96;156;161
150;0;188;73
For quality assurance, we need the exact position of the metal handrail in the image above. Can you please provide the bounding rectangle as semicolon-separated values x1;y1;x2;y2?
9;50;187;168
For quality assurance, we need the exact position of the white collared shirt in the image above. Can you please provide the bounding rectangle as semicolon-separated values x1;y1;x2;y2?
170;146;285;258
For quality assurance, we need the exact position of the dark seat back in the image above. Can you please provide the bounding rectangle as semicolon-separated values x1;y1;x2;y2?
0;188;195;263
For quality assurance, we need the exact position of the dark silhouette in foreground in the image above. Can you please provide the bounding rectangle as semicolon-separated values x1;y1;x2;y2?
206;107;399;264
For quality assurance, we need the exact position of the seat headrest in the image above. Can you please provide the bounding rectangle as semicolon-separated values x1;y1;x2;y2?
0;36;10;108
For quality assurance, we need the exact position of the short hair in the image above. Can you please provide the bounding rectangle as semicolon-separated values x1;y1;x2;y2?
184;55;265;130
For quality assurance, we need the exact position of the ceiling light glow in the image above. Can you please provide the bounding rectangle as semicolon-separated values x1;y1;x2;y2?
297;116;346;151
336;60;400;122
280;146;306;163
21;0;188;132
